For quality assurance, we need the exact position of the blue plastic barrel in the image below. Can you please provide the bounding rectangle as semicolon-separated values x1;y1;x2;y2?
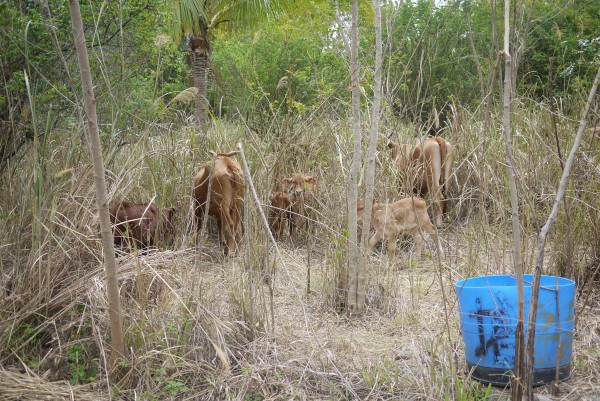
455;275;575;386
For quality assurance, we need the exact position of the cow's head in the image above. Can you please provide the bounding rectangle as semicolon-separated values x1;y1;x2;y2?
356;198;380;222
357;199;366;222
282;174;316;198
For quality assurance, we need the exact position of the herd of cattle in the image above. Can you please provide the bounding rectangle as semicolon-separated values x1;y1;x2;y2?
109;136;456;258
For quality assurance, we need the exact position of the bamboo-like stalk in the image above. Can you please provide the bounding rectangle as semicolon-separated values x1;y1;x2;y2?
243;170;255;340
500;0;524;398
346;0;362;314
548;61;572;279
67;0;126;375
357;0;383;310
525;65;600;400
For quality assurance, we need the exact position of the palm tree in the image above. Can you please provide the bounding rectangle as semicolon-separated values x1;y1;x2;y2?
171;0;277;132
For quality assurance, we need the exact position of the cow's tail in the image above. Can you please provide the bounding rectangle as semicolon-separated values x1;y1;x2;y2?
228;161;245;235
228;163;245;198
434;137;448;191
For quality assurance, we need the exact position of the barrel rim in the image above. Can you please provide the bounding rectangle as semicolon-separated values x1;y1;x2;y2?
455;274;575;290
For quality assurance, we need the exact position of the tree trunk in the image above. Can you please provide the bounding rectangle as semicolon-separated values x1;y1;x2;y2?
68;0;126;373
346;0;363;315
500;0;524;398
359;0;383;302
190;33;210;132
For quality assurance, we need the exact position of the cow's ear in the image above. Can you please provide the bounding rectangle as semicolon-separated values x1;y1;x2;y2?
305;176;315;185
282;178;292;186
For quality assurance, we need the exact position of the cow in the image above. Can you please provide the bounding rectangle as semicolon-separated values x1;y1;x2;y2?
269;191;292;241
281;174;317;238
357;197;443;262
193;151;244;255
109;201;175;250
388;136;455;227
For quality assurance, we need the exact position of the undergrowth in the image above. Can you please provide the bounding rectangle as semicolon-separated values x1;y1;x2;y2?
0;100;598;400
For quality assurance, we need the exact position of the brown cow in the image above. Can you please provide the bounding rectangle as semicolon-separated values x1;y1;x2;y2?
269;191;292;241
193;151;244;255
281;174;317;237
357;197;443;262
110;201;175;249
388;136;455;227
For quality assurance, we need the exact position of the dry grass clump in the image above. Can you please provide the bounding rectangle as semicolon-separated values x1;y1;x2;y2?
0;368;105;401
0;101;599;399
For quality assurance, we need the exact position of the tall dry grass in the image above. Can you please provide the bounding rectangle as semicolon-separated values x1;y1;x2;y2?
0;98;598;400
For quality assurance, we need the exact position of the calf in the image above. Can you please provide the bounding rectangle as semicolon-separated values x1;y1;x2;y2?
269;191;292;241
388;136;455;227
357;197;443;262
193;151;244;255
109;201;175;249
281;174;317;237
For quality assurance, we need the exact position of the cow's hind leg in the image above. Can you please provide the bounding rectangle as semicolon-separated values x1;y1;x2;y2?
387;234;398;263
426;223;443;257
441;141;455;214
278;213;286;241
220;206;237;255
410;228;425;257
368;231;383;255
415;219;444;257
430;174;444;228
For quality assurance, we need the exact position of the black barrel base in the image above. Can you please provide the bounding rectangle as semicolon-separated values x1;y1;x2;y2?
468;363;571;387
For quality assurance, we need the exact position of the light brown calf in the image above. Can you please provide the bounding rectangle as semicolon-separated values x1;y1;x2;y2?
388;136;455;227
357;197;443;262
269;191;292;241
281;174;317;237
194;151;244;255
110;201;175;249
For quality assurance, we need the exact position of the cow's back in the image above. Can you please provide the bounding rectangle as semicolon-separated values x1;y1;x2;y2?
219;156;244;207
390;197;427;224
193;154;245;254
110;201;159;247
195;157;243;206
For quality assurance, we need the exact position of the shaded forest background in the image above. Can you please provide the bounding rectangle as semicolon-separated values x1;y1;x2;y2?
2;0;599;163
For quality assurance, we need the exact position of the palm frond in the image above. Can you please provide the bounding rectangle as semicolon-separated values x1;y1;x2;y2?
169;0;283;43
170;0;207;39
